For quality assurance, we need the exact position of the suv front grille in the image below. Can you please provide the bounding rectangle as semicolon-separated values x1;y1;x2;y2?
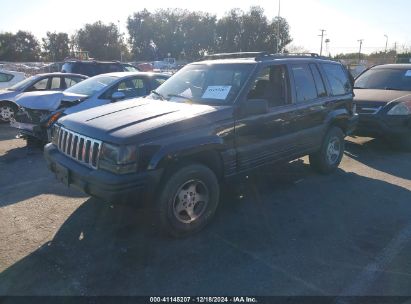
57;127;102;169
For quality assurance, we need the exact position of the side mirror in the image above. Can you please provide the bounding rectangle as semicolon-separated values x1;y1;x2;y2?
243;99;269;115
111;91;126;102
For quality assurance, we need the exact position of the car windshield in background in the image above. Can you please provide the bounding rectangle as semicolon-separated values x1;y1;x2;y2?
122;64;139;72
152;63;254;105
355;68;411;91
65;75;118;97
7;76;36;91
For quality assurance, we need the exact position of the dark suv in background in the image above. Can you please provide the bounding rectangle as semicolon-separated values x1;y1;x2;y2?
45;52;358;237
61;60;139;77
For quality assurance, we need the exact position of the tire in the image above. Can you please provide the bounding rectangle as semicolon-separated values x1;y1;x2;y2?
309;126;345;174
0;101;17;123
155;162;220;238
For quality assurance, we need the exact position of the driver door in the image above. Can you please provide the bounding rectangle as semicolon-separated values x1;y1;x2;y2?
235;64;296;173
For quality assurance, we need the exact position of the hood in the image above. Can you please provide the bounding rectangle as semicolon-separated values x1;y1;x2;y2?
59;98;230;144
14;91;87;111
354;89;411;107
0;90;19;101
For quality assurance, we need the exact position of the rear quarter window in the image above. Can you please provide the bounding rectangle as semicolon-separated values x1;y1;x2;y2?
322;63;352;96
0;72;14;82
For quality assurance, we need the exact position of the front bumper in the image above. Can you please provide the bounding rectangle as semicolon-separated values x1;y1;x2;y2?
44;144;163;204
10;121;48;142
354;114;411;138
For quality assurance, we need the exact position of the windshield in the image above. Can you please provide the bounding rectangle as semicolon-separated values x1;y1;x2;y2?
122;64;139;72
355;68;411;91
8;76;37;91
65;75;118;97
150;63;254;105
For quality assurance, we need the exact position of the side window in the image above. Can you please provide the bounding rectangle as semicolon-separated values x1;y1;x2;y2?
0;72;13;82
290;64;317;102
130;77;148;97
64;77;84;89
309;64;327;97
322;63;351;96
151;77;167;90
103;78;148;100
32;78;49;90
247;65;289;107
50;77;61;90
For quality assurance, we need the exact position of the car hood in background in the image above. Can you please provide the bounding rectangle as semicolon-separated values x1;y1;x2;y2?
354;89;411;106
59;98;231;145
14;91;88;111
0;90;19;102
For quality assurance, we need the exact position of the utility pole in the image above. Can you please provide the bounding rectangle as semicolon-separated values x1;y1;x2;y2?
384;34;388;53
358;39;364;63
319;29;326;56
276;0;281;53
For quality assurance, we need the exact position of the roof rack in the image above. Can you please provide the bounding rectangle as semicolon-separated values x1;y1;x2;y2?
201;52;269;61
200;52;332;61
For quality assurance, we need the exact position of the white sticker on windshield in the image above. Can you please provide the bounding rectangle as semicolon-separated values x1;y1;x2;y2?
405;70;411;77
202;86;232;100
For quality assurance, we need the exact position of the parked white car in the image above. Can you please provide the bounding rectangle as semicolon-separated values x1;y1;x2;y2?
0;70;25;89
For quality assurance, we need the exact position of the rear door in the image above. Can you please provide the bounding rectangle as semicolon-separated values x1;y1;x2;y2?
287;62;330;151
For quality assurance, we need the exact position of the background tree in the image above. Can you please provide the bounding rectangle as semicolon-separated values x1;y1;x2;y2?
216;9;243;53
0;31;40;61
216;7;292;54
42;32;70;61
73;21;127;60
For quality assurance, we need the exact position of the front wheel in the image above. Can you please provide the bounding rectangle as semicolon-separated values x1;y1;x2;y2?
0;102;17;123
155;163;220;238
309;127;345;174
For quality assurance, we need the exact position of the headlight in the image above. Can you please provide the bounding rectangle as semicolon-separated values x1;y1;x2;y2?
387;102;411;115
47;111;64;127
51;125;61;145
99;143;138;174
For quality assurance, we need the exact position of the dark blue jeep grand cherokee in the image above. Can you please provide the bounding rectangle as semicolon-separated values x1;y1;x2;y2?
45;52;358;237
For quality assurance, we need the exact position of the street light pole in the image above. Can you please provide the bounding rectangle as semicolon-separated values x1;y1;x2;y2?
358;39;364;63
384;34;388;53
276;0;281;53
319;29;326;56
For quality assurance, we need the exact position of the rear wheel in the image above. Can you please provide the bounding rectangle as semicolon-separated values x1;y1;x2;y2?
155;162;220;238
0;102;17;123
309;126;345;174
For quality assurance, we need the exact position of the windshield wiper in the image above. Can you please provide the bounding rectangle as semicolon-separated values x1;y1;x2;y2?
167;94;192;102
353;86;364;89
151;90;165;100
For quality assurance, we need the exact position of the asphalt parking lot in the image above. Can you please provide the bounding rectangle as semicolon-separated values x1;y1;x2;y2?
0;123;410;296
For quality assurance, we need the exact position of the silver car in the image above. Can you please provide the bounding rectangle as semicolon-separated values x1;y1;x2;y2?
12;72;170;142
0;73;87;122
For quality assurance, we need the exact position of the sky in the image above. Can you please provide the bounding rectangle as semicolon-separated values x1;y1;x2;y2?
0;0;410;55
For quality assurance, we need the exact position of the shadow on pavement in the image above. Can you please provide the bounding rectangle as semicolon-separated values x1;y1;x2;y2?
345;137;411;180
0;146;86;207
0;123;18;141
1;161;411;296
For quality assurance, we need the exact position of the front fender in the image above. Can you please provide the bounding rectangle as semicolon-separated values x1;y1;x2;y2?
147;136;225;170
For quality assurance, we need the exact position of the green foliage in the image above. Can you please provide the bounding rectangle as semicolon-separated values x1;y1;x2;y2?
127;6;292;61
42;32;70;61
0;31;40;61
73;21;128;61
